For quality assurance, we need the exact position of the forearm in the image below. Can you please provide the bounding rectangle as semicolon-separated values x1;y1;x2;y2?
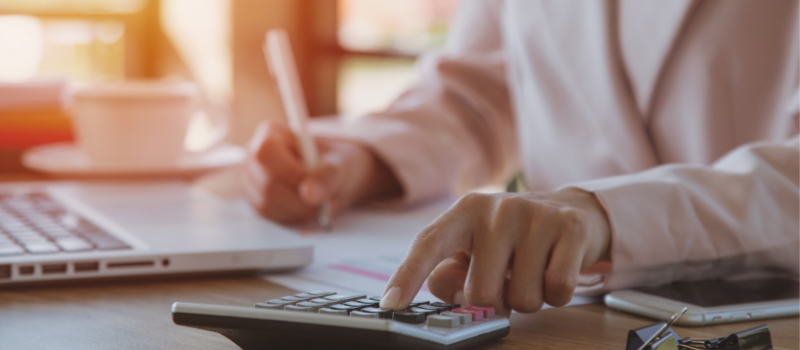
571;136;800;292
308;0;517;205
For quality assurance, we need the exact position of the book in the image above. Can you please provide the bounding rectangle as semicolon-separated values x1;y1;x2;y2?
0;79;74;172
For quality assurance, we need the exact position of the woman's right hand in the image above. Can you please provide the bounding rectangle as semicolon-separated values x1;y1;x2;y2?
243;121;402;224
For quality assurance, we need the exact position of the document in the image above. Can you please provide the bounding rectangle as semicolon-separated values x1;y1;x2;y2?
194;169;598;307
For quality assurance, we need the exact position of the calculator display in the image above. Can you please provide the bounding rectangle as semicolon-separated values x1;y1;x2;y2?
633;278;799;308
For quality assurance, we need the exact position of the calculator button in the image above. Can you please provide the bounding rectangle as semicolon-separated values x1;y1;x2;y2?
319;308;348;316
350;311;379;319
281;296;312;302
464;306;495;318
409;300;430;307
356;299;379;306
408;307;438;316
284;305;312;312
392;311;426;324
23;242;59;254
296;301;328;312
452;308;483;322
361;307;393;319
267;299;297;306
310;298;335;305
0;245;24;256
295;292;334;298
416;304;448;312
427;315;460;328
441;311;471;325
368;296;382;301
330;304;359;314
344;301;372;308
323;294;366;302
254;302;283;310
431;302;460;311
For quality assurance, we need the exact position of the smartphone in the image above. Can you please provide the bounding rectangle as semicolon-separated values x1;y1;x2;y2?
604;278;799;326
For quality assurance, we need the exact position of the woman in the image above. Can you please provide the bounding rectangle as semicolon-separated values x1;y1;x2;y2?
244;0;799;313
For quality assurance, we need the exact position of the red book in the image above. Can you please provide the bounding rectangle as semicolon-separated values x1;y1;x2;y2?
0;79;74;149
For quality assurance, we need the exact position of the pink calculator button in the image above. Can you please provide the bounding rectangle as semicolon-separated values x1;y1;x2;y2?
464;306;495;318
452;307;483;321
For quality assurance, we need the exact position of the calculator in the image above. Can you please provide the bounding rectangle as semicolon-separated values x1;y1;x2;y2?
172;291;510;349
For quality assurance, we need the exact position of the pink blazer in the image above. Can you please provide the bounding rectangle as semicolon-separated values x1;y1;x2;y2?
311;0;799;292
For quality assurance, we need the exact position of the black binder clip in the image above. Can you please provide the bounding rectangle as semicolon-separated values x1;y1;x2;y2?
626;307;774;350
676;324;773;350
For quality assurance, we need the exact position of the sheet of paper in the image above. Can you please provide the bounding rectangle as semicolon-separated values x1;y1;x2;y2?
259;197;600;309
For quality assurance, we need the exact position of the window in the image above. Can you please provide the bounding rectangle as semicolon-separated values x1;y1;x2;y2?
0;15;126;83
335;0;460;117
0;0;147;14
0;0;172;83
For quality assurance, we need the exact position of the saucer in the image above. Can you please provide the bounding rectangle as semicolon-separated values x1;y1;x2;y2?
22;142;246;178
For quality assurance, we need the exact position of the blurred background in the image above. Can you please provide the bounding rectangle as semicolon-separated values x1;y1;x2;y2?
0;0;460;172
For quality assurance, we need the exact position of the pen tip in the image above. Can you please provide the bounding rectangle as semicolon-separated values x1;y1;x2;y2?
318;202;333;232
318;214;332;232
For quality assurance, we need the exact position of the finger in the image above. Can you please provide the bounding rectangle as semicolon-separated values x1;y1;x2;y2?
243;145;283;196
427;253;470;304
543;211;586;307
253;122;307;184
506;207;559;313
242;158;267;208
255;179;317;223
247;121;271;153
242;150;312;222
380;194;486;310
497;277;512;316
298;141;355;205
464;197;523;307
299;163;339;205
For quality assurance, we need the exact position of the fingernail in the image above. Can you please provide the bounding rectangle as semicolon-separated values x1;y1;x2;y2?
380;287;402;310
300;181;326;204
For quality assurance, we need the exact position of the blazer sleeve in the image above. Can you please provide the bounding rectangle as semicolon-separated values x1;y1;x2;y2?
309;0;519;204
572;136;800;294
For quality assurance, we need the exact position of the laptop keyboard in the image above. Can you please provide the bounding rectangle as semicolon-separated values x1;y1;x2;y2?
0;192;131;256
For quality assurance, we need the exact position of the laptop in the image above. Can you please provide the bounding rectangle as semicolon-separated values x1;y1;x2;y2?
0;180;312;285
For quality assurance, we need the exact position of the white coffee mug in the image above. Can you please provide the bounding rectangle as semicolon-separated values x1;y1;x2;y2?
70;80;227;169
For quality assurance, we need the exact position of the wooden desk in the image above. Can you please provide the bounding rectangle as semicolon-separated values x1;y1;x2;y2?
0;174;796;349
1;276;797;349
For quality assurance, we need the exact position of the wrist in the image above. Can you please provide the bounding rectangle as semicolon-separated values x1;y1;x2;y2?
554;187;612;264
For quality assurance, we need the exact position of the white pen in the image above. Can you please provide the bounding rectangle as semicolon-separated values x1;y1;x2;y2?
264;29;332;230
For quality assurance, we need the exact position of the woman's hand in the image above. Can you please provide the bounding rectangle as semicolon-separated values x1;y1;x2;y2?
243;121;401;224
380;188;611;314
